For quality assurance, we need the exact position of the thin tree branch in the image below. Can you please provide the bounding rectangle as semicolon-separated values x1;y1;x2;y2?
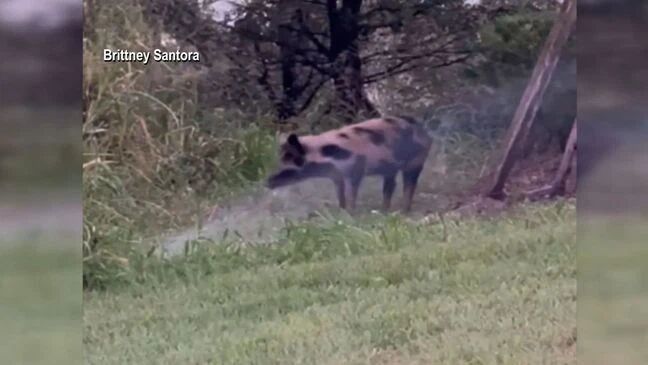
297;76;329;113
364;54;471;84
363;53;472;84
294;67;316;95
293;10;331;57
525;118;577;200
252;41;280;110
361;32;466;64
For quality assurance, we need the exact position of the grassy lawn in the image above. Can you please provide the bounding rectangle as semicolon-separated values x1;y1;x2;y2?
83;202;576;364
579;216;648;365
0;238;82;365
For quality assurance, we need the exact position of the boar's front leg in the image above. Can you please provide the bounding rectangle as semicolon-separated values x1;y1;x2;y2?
333;176;346;210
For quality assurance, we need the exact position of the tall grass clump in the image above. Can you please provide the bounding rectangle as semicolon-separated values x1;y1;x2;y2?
82;1;277;290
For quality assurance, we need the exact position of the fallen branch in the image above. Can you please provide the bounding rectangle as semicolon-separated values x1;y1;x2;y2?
525;118;577;200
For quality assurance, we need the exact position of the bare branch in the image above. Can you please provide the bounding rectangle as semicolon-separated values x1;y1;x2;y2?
294;68;316;95
252;41;280;107
525;118;577;200
297;76;329;113
364;53;471;84
293;51;335;77
362;30;473;83
301;0;328;7
362;32;466;64
293;9;331;57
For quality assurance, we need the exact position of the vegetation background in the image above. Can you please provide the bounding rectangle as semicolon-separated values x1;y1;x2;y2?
0;0;644;362
80;0;581;364
82;0;576;285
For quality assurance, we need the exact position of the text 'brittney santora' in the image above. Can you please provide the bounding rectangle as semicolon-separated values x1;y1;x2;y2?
103;49;200;65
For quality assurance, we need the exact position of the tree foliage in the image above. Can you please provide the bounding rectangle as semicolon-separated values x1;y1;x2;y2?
140;0;572;135
145;0;495;125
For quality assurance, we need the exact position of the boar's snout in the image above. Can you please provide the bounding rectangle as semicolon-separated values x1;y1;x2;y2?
265;169;299;189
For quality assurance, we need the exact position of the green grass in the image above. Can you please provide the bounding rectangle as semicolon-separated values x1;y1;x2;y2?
579;216;648;365
84;202;576;364
0;240;82;365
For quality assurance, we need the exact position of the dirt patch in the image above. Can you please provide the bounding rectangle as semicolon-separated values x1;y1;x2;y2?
160;149;453;254
160;146;566;254
447;147;569;218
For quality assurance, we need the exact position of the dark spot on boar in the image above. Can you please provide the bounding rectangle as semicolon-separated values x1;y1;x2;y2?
281;152;293;162
294;155;305;166
338;133;350;139
398;115;418;125
394;127;424;162
286;134;306;155
353;127;386;145
321;144;352;160
401;126;414;140
371;159;399;176
302;161;338;179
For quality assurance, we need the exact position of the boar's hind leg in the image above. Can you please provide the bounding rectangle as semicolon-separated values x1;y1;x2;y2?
346;156;366;212
382;174;397;212
332;176;346;210
402;165;423;213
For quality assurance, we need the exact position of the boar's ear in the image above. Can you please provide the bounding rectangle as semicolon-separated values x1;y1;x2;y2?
287;133;299;145
287;134;305;155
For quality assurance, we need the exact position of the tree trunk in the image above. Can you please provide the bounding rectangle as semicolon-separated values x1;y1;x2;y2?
276;6;304;121
277;24;298;120
526;118;577;200
331;43;380;123
332;43;365;124
478;0;576;200
328;0;378;124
